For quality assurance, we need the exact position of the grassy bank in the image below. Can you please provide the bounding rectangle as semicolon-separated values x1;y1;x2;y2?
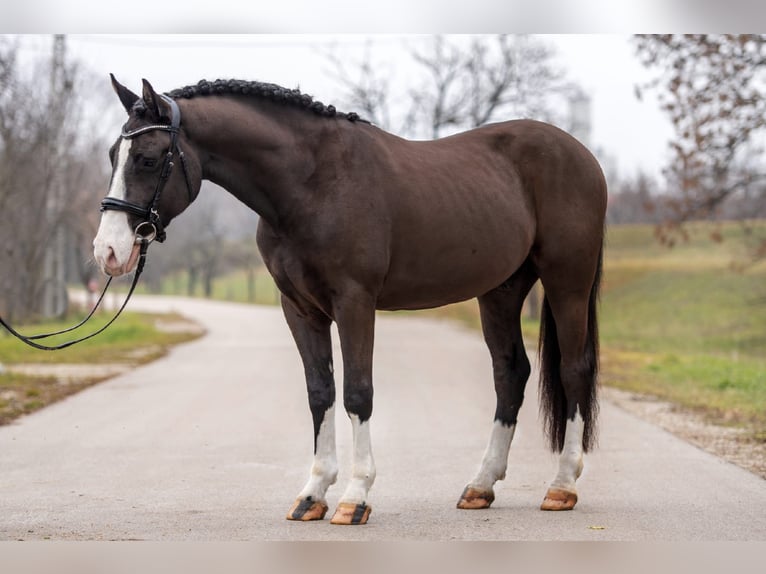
0;311;203;424
600;223;766;436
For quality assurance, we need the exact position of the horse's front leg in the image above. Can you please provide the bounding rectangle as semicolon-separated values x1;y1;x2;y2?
282;297;338;522
330;290;377;525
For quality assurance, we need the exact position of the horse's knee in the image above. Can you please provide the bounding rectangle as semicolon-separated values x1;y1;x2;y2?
307;384;335;414
306;375;336;438
343;383;373;421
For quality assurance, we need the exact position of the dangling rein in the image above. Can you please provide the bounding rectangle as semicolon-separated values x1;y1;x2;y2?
0;239;149;351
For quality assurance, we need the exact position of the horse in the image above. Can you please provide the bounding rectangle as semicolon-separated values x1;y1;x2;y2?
94;76;606;525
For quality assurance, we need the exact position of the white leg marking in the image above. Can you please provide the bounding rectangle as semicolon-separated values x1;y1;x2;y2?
93;138;136;272
297;404;338;502
338;414;376;505
468;421;516;491
550;408;585;492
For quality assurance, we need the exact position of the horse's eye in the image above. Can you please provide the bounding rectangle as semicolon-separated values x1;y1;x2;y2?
143;158;157;168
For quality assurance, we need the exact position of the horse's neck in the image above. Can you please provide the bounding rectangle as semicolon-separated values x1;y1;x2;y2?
184;97;322;229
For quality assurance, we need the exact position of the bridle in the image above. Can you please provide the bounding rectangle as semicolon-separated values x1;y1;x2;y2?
100;94;197;244
0;94;196;350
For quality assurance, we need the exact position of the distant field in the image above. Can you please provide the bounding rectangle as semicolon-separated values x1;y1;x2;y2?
599;222;766;437
156;221;766;438
143;269;282;306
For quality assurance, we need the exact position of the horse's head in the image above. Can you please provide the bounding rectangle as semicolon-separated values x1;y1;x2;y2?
93;76;202;277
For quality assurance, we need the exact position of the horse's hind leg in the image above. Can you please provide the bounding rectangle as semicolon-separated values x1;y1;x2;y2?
536;247;602;511
457;261;537;510
282;297;338;522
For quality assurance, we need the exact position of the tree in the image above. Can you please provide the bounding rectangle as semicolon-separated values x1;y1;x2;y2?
606;171;662;225
634;34;766;255
140;183;231;298
0;36;111;322
328;35;573;140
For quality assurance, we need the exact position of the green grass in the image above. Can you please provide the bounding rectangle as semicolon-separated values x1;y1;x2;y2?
0;311;204;424
141;268;282;306
599;222;766;435
0;371;66;424
0;311;202;365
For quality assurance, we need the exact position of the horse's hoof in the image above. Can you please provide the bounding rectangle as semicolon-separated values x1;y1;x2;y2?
286;497;329;521
330;502;371;525
540;488;578;511
456;486;495;509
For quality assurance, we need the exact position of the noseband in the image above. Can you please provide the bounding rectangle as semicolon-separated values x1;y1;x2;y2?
99;94;196;244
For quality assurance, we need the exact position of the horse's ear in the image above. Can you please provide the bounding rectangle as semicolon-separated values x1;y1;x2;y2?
141;79;171;122
110;74;139;114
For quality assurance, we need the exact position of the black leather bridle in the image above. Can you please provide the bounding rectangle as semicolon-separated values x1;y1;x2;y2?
100;94;196;244
0;94;195;350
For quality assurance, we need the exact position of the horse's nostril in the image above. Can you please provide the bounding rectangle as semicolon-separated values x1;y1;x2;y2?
106;247;118;269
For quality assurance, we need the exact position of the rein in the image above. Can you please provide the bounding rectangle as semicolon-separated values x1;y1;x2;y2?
0;94;192;351
0;241;148;351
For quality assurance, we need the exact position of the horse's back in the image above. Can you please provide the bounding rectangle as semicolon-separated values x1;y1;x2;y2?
377;118;606;235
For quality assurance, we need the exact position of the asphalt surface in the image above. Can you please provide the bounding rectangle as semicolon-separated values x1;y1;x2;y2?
1;296;764;541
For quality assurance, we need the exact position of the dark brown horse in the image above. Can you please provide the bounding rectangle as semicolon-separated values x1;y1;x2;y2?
94;77;606;525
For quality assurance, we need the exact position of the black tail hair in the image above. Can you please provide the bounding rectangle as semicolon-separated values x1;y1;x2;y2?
538;247;602;453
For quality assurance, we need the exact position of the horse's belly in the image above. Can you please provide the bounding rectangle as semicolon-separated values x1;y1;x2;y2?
376;239;528;311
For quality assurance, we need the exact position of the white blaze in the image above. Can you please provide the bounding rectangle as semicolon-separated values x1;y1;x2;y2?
93;138;136;274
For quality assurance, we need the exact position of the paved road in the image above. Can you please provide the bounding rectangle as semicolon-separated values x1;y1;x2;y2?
1;296;764;541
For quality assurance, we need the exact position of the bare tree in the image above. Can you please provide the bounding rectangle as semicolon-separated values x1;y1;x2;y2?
325;40;396;130
606;171;663;225
0;36;111;322
140;184;228;298
328;35;573;140
410;36;468;138
635;34;766;256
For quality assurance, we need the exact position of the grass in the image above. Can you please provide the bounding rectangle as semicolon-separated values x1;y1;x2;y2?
598;222;766;436
0;311;201;364
0;370;83;424
0;311;203;424
141;268;282;306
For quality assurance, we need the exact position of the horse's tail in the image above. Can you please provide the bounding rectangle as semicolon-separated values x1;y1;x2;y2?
538;246;602;453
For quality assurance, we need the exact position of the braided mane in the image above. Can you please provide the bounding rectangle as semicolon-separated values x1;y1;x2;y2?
166;79;365;123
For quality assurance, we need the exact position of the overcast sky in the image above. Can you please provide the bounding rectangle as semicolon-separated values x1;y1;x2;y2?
6;0;764;184
13;34;673;182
